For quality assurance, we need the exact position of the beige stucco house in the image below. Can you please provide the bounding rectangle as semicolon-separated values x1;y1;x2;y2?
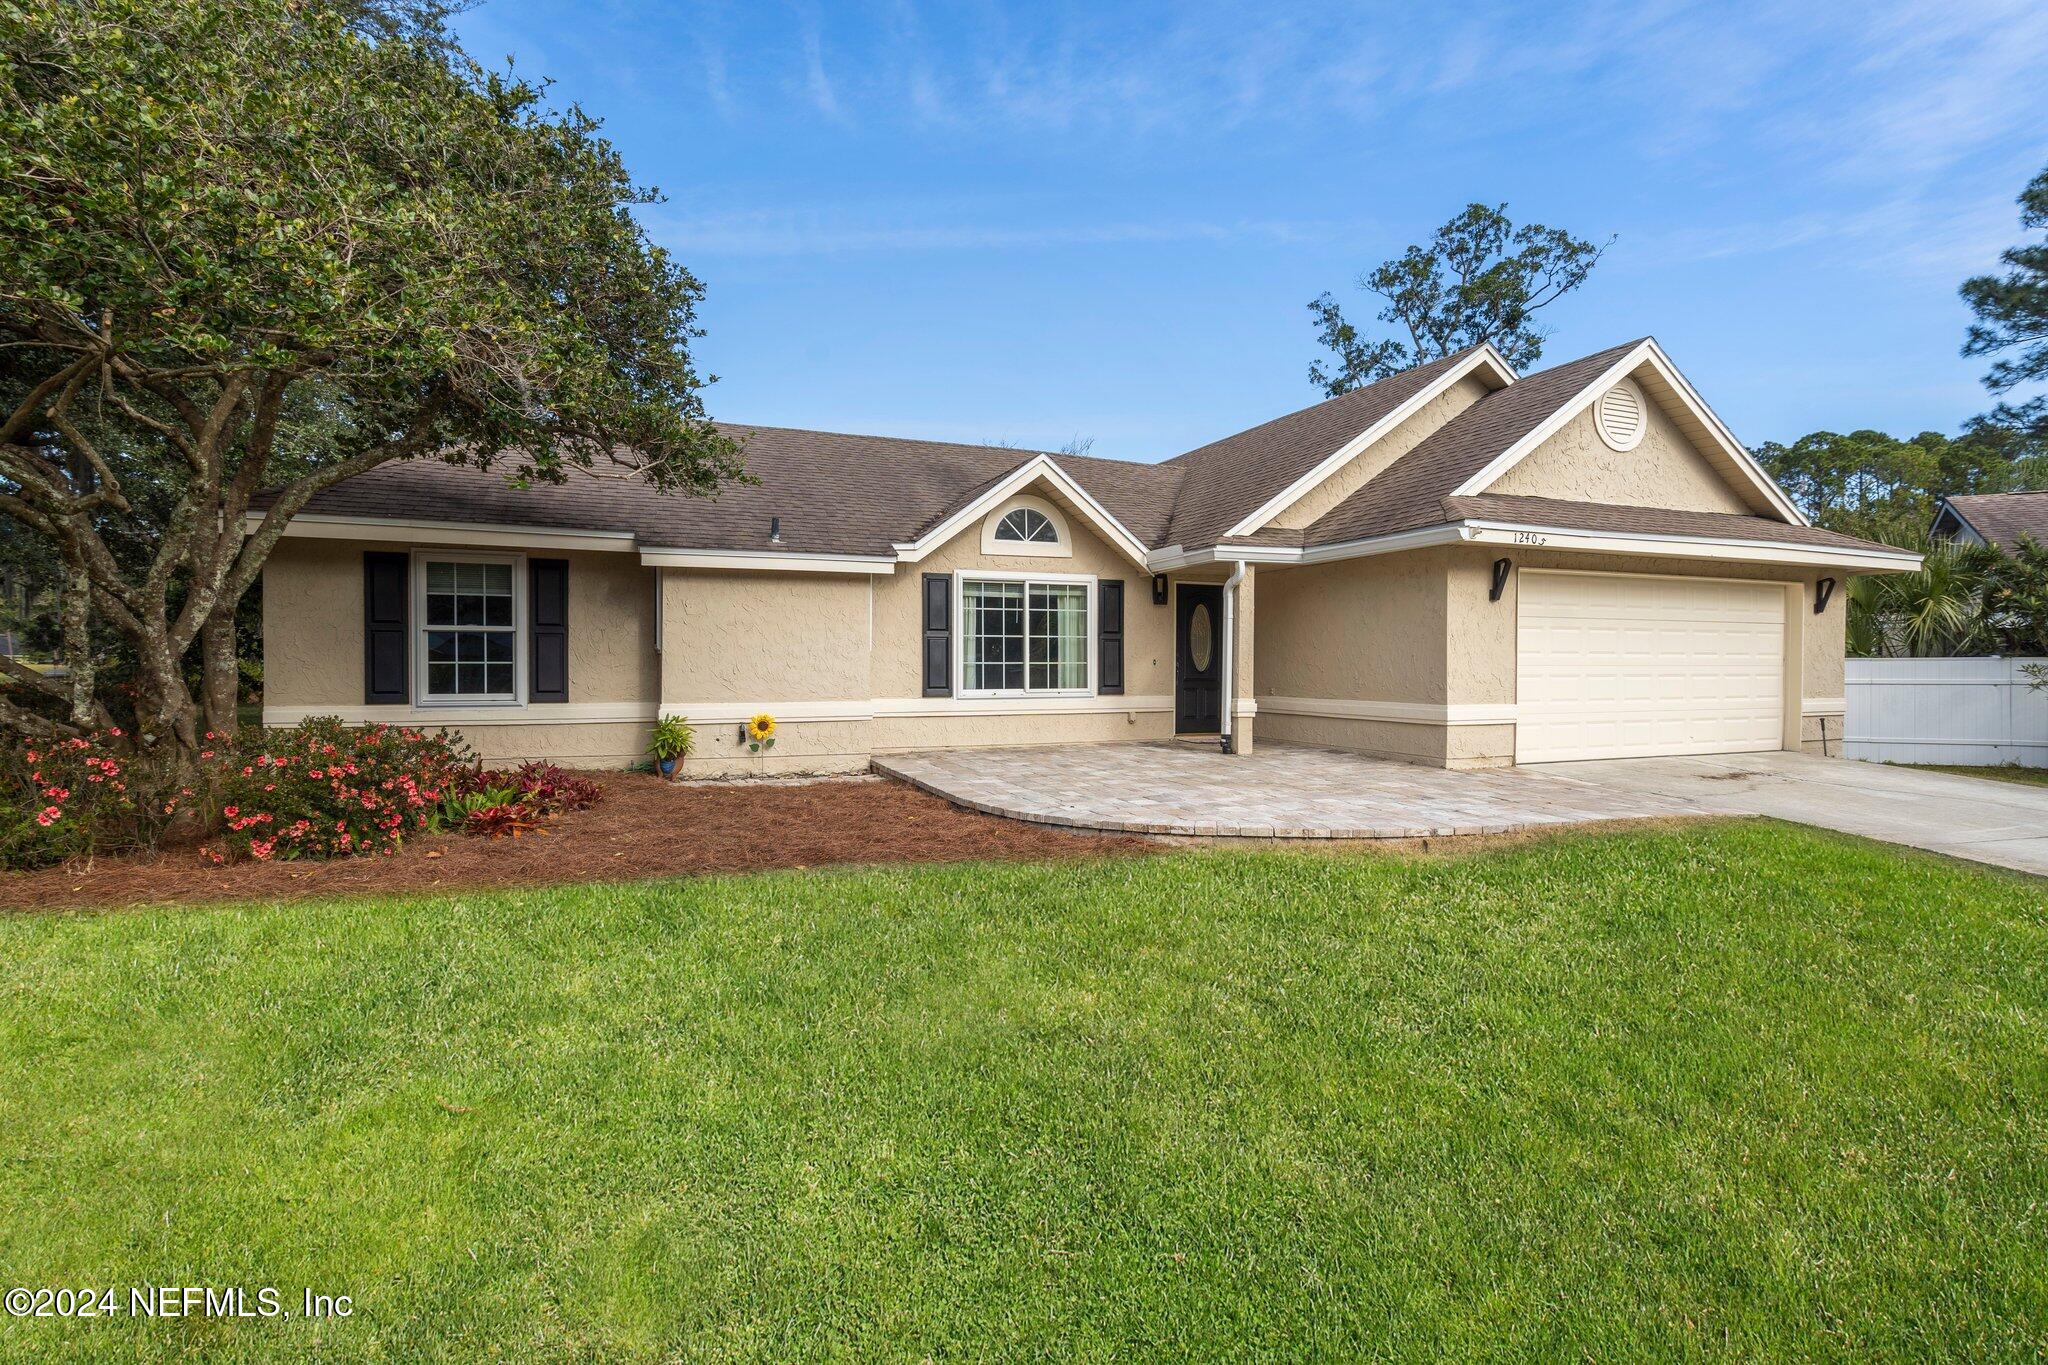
258;337;1918;775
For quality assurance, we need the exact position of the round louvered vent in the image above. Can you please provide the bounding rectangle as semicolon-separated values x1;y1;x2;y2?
1595;379;1647;452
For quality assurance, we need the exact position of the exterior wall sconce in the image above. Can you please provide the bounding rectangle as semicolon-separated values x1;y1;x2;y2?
1814;577;1836;614
1489;557;1512;603
1151;573;1169;605
769;516;782;543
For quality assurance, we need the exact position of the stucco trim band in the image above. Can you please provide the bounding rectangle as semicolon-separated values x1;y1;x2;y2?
1803;696;1847;715
1259;696;1518;726
264;703;659;726
653;694;1179;725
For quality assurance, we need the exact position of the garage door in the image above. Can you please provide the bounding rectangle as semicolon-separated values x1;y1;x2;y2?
1515;570;1785;763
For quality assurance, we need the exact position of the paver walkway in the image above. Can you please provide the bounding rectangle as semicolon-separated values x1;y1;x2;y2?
874;741;1693;839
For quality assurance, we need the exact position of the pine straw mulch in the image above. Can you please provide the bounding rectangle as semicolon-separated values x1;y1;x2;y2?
2;773;1153;914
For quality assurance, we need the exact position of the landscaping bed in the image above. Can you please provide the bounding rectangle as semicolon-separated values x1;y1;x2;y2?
2;773;1147;911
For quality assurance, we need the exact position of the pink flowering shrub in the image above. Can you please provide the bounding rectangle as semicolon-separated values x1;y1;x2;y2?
208;718;474;863
0;726;178;868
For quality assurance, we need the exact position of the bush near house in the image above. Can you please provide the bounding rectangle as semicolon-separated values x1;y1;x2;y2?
0;718;503;868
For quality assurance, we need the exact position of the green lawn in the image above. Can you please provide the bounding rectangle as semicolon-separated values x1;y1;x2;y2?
3;823;2046;1361
1901;762;2048;788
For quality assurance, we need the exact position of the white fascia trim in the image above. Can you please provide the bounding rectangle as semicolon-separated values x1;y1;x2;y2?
1223;343;1519;538
1451;339;1809;527
1803;696;1847;715
637;547;896;574
263;702;657;727
1258;696;1516;726
892;454;1153;571
255;512;637;554
1145;543;1305;571
1461;521;1923;572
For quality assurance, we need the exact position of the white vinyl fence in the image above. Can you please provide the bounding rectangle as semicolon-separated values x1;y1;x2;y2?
1844;658;2048;767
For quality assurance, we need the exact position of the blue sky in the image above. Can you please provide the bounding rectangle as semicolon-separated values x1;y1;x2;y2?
457;0;2048;463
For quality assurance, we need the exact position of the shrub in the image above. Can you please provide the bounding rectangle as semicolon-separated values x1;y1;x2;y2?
0;727;188;869
209;719;473;862
464;801;547;839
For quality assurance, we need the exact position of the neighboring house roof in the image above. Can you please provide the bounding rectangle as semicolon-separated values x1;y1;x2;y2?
1934;492;2048;550
268;338;1912;570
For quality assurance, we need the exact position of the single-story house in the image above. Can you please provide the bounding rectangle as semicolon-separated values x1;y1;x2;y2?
257;337;1919;775
1931;491;2048;550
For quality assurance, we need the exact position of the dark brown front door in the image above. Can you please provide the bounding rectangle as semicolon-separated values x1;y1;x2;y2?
1176;584;1223;734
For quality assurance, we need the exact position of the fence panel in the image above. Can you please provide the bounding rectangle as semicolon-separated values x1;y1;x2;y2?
1844;657;2048;767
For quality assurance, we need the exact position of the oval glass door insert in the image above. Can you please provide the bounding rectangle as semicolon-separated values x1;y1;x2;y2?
1188;602;1214;671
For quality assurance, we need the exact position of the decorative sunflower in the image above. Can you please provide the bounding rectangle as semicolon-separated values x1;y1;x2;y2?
747;713;777;747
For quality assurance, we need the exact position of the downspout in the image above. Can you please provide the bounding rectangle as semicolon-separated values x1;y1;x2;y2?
1219;557;1246;754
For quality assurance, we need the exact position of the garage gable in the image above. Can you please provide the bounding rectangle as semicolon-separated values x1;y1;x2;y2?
1455;339;1804;525
1483;387;1753;515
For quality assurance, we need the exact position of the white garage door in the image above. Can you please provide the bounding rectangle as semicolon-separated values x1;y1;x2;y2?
1515;570;1786;763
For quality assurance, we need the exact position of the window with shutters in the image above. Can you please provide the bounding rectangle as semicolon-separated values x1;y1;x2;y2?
415;554;525;703
956;570;1093;697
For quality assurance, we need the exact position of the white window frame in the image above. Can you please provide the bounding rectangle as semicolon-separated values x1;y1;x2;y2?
978;494;1072;559
954;568;1096;700
413;550;527;707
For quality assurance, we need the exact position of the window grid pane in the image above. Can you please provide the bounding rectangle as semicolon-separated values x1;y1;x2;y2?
963;579;1087;694
422;559;517;699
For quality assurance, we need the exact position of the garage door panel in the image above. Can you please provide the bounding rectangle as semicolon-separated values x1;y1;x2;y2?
1515;571;1786;763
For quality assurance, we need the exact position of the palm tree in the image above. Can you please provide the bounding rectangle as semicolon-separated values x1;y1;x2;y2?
1848;542;1999;656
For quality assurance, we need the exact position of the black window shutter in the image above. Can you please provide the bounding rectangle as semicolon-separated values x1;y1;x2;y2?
921;573;951;697
1098;579;1125;695
362;551;409;705
530;558;569;703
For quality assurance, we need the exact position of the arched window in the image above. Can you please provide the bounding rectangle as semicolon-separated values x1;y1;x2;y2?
994;507;1059;545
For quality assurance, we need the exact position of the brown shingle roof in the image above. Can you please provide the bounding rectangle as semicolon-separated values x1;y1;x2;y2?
1299;341;1643;546
276;338;1905;565
282;424;1183;558
1942;492;2048;550
1442;494;1902;554
1157;348;1485;548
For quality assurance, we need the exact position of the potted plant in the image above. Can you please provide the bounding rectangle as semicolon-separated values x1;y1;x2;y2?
647;715;694;779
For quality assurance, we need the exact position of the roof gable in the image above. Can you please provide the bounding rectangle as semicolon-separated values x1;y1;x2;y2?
1155;347;1503;550
1454;338;1803;524
1938;492;2048;549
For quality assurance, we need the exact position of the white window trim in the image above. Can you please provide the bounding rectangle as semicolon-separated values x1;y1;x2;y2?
953;568;1097;700
412;550;527;708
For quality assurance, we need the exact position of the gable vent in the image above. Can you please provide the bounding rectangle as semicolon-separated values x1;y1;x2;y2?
1595;379;1647;452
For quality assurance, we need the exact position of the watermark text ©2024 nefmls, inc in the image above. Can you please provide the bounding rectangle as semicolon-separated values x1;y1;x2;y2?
6;1285;352;1320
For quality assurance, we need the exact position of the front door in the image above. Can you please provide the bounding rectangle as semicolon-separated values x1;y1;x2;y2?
1176;584;1223;734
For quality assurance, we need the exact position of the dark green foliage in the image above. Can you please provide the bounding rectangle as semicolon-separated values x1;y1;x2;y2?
1309;203;1608;395
0;0;742;755
1961;164;2048;446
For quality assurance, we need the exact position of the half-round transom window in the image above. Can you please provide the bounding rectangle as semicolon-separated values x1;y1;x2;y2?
1595;379;1648;452
994;507;1060;545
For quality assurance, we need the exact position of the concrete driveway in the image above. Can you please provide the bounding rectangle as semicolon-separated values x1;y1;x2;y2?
1530;752;2048;876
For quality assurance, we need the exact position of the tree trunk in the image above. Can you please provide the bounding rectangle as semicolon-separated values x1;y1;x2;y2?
200;610;240;739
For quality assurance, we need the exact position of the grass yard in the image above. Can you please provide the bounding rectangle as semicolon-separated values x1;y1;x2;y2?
2;821;2046;1360
1900;763;2048;789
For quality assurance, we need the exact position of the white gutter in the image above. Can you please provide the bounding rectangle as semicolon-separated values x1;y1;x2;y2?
1218;558;1247;754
